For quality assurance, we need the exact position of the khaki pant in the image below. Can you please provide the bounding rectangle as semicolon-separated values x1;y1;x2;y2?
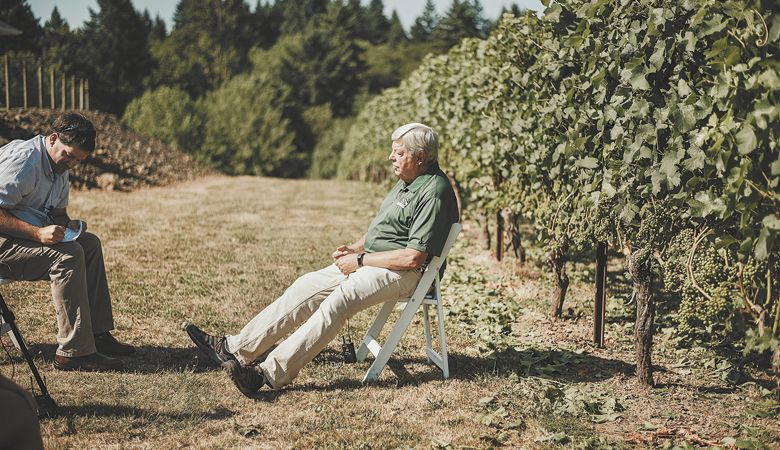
0;232;114;357
226;264;422;388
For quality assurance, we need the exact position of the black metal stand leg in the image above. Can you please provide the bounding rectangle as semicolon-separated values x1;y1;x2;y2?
0;292;58;418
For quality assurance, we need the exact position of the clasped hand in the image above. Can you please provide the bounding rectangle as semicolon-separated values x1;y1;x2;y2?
333;245;358;275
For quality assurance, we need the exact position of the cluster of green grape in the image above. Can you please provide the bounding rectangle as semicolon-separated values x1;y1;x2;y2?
591;197;617;244
660;228;694;292
741;257;768;288
663;228;737;336
677;281;733;335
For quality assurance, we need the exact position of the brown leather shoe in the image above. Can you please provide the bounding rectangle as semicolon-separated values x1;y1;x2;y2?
94;332;135;356
53;352;124;372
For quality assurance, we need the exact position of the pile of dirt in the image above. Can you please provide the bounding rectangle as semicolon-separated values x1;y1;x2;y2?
0;108;211;191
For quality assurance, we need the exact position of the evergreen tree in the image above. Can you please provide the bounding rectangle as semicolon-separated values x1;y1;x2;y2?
279;0;328;36
253;0;284;48
430;0;486;51
150;15;167;42
149;0;254;98
499;4;526;17
80;0;153;114
410;0;437;43
0;0;42;54
386;10;407;45
271;3;364;117
40;7;77;75
363;0;390;44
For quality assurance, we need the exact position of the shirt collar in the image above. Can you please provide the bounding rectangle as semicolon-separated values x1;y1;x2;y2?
402;162;440;193
36;135;57;181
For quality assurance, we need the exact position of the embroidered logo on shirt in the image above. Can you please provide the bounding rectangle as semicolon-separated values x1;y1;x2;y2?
395;197;410;208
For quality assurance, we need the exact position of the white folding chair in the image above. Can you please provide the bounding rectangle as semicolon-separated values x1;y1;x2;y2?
0;279;23;350
357;222;461;382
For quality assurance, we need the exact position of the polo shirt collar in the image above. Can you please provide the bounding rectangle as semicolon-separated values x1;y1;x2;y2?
36;135;57;181
403;163;440;192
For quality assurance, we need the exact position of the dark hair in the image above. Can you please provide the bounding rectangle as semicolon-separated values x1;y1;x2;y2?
50;112;96;153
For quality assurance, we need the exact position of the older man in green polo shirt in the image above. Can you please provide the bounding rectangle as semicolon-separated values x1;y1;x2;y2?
184;123;459;396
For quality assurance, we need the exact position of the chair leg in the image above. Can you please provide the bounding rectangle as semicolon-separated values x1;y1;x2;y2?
1;318;22;351
435;293;449;378
422;303;433;363
363;298;423;382
357;301;395;362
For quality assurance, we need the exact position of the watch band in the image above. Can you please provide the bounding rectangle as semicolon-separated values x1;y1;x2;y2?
357;252;365;267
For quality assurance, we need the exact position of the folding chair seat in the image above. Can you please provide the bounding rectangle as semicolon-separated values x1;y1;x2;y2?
0;279;23;350
357;222;461;382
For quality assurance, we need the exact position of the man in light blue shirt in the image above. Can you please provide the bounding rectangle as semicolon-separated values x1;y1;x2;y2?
0;112;133;372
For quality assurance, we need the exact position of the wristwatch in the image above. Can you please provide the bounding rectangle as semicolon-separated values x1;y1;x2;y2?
357;252;366;267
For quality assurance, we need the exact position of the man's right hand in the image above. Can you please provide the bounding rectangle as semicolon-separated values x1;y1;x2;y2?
37;225;65;245
332;245;355;260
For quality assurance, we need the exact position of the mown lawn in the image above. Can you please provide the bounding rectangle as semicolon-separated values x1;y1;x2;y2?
0;175;778;449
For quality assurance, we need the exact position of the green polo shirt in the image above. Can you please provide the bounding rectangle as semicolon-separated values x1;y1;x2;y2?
364;164;459;258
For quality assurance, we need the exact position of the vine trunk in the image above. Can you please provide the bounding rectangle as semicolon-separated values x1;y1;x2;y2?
628;251;655;386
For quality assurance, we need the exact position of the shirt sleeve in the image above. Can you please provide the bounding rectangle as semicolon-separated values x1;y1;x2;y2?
406;194;452;256
0;153;35;209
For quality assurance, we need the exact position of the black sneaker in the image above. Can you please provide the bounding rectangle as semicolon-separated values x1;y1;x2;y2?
224;360;267;397
182;321;237;366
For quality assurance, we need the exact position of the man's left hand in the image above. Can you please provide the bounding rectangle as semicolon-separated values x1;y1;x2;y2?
335;253;359;275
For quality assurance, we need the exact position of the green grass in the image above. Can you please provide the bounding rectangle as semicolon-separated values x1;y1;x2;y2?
0;175;778;449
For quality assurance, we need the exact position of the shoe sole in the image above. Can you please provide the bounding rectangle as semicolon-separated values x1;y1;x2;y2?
184;323;227;367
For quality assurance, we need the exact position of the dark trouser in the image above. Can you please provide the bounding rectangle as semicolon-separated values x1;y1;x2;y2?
0;374;44;450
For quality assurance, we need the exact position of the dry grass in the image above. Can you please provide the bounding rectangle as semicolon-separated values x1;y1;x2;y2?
0;175;778;449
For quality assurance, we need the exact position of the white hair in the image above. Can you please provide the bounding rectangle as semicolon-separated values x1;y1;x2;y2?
391;123;439;166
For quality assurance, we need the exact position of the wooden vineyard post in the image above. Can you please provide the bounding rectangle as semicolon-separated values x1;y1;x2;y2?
21;60;27;109
594;242;607;347
37;64;43;107
60;73;65;111
70;76;75;110
4;55;9;111
49;68;55;109
85;80;89;110
495;172;504;261
79;79;84;110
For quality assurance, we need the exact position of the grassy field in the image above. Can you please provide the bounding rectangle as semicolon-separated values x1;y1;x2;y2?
0;175;778;449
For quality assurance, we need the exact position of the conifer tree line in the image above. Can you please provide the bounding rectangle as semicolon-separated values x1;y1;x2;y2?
1;0;523;177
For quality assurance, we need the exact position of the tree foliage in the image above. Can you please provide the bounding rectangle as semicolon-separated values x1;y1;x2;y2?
122;86;203;152
79;0;153;114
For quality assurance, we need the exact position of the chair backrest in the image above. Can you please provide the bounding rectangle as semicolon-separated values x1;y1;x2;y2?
408;222;461;301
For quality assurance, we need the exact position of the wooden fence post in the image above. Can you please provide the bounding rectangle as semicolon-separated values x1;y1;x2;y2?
49;68;54;110
594;242;607;347
37;64;43;108
60;73;65;111
79;79;84;110
21;60;27;109
494;172;504;261
85;79;89;111
70;75;75;110
4;55;9;111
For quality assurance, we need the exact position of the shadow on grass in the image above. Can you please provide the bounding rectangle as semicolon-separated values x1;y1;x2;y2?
48;403;235;432
28;343;222;374
249;347;635;401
